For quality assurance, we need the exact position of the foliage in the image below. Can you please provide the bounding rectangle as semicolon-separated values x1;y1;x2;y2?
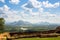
0;18;5;33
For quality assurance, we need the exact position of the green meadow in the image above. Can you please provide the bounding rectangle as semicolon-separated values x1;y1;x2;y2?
14;37;60;40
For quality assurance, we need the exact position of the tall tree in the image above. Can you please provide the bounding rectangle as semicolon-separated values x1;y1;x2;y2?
0;18;5;33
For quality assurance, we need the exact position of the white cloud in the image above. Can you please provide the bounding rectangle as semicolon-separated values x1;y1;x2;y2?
23;12;59;23
21;0;42;9
18;8;60;23
0;0;60;24
0;5;10;18
0;5;60;23
29;0;42;8
0;0;5;3
43;1;60;8
3;5;10;11
21;0;44;16
20;0;60;23
5;11;23;23
22;0;60;9
40;12;60;23
9;0;20;4
0;5;23;23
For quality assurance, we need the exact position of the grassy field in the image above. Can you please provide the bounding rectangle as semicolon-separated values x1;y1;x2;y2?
14;37;60;40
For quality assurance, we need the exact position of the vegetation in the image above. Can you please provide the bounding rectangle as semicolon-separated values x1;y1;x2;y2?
14;37;60;40
0;18;5;33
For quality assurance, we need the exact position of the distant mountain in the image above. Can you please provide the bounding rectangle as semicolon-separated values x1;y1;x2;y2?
8;20;32;27
5;20;60;31
5;20;60;29
6;20;60;27
34;22;50;26
32;22;60;30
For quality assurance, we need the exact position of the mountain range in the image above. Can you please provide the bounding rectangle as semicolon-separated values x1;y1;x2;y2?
6;20;60;27
5;20;60;31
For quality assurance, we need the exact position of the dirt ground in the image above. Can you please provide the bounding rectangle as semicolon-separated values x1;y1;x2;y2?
0;32;10;40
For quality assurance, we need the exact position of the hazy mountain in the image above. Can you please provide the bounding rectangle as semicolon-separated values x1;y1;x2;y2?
6;20;60;28
5;20;60;32
7;20;32;27
33;22;50;26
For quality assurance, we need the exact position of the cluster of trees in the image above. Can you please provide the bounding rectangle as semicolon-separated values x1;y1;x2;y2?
0;18;5;33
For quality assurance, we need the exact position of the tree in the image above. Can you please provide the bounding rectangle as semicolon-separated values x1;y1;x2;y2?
55;26;60;33
0;18;5;33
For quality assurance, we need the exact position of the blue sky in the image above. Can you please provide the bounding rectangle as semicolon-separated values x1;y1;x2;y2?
0;0;60;23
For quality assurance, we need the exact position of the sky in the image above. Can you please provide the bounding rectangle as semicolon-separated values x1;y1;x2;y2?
0;0;60;24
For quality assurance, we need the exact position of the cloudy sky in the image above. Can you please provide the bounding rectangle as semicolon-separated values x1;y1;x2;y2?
0;0;60;23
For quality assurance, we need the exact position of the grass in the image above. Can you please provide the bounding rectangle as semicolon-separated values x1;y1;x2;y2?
14;37;60;40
